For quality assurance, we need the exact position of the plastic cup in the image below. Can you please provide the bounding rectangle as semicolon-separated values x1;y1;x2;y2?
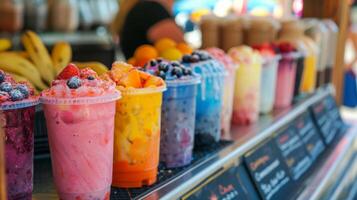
220;66;237;136
294;55;305;98
112;86;165;188
1;99;39;200
274;52;300;108
160;78;200;168
41;92;120;200
300;51;317;93
232;59;262;125
259;55;280;114
185;60;226;146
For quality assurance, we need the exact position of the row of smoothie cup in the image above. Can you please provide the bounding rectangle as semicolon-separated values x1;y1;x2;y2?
3;48;302;199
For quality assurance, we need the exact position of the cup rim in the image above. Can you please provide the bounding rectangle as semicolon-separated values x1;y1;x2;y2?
0;97;40;110
40;91;121;105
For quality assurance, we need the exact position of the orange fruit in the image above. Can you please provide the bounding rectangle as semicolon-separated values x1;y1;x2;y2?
176;43;193;54
127;57;136;66
154;38;176;53
136;59;149;67
134;44;158;62
160;48;183;61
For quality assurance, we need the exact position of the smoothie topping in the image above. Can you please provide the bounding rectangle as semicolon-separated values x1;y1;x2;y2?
143;59;194;81
181;50;213;63
228;46;262;66
0;70;36;103
42;63;117;98
104;61;165;89
206;47;236;73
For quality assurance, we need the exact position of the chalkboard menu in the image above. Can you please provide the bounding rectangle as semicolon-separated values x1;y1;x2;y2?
244;140;293;200
294;112;325;161
182;164;259;200
311;95;345;145
274;126;312;181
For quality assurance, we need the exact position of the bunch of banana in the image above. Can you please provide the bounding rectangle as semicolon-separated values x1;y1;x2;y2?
0;53;48;90
52;41;72;73
73;61;109;75
0;39;11;51
21;31;55;84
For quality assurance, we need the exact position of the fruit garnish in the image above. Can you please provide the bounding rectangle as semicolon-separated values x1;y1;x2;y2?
57;63;80;80
15;84;29;98
143;76;163;87
87;75;95;80
80;68;97;79
67;76;82;89
9;89;24;101
0;91;9;102
0;71;5;83
0;82;12;92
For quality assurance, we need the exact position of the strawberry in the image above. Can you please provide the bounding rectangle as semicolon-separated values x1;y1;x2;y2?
57;63;80;80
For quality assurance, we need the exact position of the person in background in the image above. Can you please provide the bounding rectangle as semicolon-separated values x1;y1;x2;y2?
111;0;185;59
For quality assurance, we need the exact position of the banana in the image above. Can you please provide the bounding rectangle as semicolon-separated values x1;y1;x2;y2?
51;41;72;74
0;38;11;51
0;51;30;59
0;53;48;90
73;61;109;75
21;31;55;84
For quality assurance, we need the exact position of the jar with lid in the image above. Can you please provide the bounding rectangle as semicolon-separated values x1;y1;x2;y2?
24;0;48;31
50;0;79;32
245;17;280;46
0;0;24;33
200;14;220;48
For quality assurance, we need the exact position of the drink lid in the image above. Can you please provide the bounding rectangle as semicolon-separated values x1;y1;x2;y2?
166;75;201;87
119;86;166;96
40;91;121;105
0;97;40;111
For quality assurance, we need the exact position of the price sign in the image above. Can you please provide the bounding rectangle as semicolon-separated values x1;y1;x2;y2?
244;140;293;200
182;164;259;200
274;125;312;181
311;95;346;145
294;112;325;161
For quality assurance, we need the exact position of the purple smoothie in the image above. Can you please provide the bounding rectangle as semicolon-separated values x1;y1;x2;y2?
143;59;200;168
3;106;36;200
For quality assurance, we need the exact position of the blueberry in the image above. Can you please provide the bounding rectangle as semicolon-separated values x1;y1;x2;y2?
15;84;29;98
158;63;169;72
182;55;191;63
150;60;157;67
9;89;24;101
157;58;163;63
0;72;5;83
0;82;12;92
171;61;180;67
158;71;166;80
171;67;183;78
87;75;95;80
183;68;193;75
67;76;82;89
190;55;200;62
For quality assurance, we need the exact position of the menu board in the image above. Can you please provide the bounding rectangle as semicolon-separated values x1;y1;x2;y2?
244;140;293;200
182;164;259;200
294;112;325;161
311;95;346;145
274;126;312;181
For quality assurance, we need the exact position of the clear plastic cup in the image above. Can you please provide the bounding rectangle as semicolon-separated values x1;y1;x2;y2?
41;92;120;200
112;86;165;188
184;60;226;146
160;78;200;168
274;52;300;108
259;55;280;114
232;58;262;125
1;99;39;200
221;67;237;136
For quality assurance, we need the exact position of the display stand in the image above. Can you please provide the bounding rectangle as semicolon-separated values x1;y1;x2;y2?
0;112;7;200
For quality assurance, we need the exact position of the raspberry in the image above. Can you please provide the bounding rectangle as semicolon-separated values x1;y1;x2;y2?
57;63;80;80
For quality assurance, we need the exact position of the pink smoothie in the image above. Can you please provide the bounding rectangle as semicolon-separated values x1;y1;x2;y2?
274;54;297;108
43;102;116;200
41;65;120;200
